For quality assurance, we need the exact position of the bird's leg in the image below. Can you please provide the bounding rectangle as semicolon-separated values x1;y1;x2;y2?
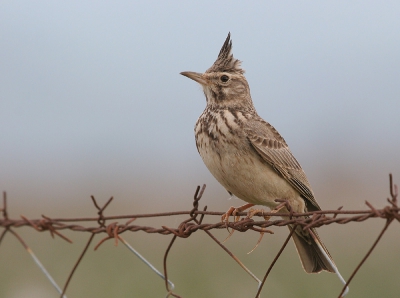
247;203;286;221
221;203;255;242
221;203;255;224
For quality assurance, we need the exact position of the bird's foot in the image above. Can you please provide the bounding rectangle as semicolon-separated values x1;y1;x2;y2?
221;203;255;224
247;208;268;220
221;203;254;243
247;204;285;221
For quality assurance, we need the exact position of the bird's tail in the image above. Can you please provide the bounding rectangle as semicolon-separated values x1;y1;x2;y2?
289;225;349;296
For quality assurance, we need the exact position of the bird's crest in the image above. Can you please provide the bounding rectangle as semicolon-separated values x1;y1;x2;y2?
206;33;244;74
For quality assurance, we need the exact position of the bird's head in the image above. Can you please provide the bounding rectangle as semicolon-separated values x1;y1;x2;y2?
181;33;253;110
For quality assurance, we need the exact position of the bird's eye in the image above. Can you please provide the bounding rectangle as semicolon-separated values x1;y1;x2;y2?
220;75;229;83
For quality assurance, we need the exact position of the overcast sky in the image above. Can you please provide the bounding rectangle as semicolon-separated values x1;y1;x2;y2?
1;2;399;213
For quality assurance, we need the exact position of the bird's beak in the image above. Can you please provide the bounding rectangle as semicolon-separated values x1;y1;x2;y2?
180;71;207;85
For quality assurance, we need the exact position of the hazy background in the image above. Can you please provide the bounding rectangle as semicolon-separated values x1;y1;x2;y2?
1;1;399;297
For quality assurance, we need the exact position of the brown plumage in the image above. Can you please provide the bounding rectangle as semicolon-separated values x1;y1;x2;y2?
181;33;344;277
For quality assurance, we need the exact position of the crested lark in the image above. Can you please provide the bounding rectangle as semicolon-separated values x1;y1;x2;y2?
181;33;347;291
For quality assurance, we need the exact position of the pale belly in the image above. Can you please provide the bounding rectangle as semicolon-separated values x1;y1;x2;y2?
197;133;303;211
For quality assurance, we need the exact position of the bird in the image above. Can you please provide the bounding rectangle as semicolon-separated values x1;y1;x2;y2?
180;33;347;292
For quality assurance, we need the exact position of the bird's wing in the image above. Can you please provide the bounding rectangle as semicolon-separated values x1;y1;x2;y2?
244;117;320;211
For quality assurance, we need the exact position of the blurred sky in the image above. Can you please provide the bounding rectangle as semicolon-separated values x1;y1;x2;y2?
1;1;399;214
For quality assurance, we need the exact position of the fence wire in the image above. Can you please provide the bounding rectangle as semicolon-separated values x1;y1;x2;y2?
0;174;398;298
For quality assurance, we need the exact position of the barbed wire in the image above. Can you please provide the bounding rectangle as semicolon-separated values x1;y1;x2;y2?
0;174;398;298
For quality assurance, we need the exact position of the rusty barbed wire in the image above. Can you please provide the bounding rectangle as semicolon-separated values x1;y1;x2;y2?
1;200;398;239
0;174;399;298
